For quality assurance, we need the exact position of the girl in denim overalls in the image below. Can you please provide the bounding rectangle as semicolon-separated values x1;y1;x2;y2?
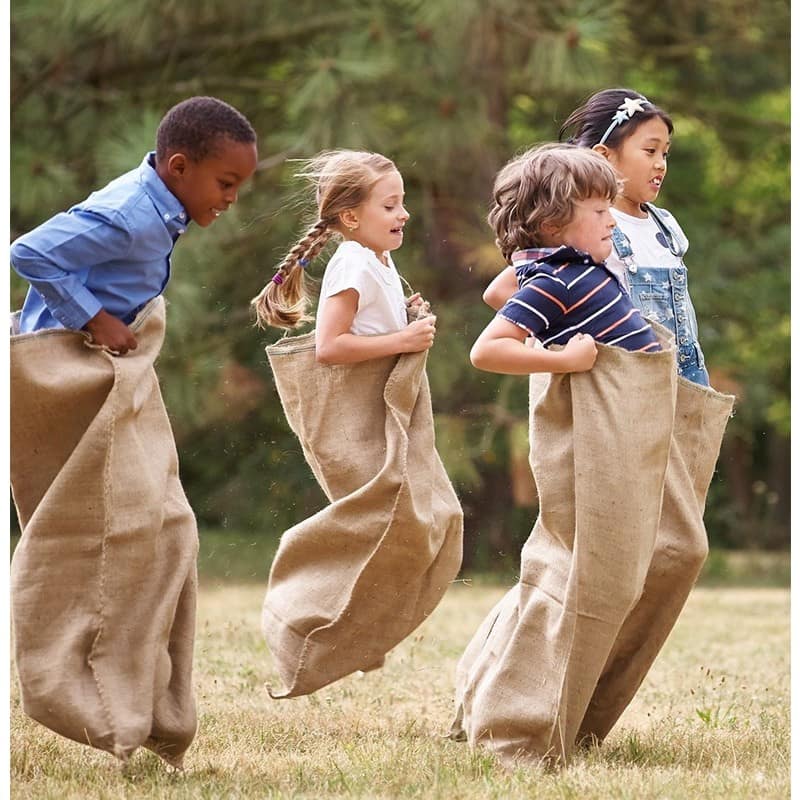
560;87;710;385
476;90;720;751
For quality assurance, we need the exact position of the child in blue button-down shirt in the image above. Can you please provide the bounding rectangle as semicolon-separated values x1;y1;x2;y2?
11;95;258;355
9;97;258;765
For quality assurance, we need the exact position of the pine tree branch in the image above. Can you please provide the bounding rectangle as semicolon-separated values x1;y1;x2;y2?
79;13;357;86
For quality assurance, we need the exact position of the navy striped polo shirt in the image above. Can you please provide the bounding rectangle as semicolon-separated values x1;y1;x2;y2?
498;246;661;352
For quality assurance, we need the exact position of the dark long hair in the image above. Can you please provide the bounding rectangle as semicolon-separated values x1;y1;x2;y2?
559;88;673;150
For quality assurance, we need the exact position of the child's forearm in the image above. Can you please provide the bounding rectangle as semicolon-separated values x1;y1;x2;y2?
11;211;131;330
315;330;410;365
11;239;103;330
471;336;576;375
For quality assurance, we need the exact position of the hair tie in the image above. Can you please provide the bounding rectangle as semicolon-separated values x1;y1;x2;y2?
598;97;649;146
298;258;309;268
271;272;284;285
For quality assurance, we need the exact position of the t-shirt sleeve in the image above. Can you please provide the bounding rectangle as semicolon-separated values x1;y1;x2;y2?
322;247;377;311
497;274;569;338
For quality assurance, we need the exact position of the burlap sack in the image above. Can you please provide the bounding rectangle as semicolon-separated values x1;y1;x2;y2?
451;330;734;767
10;297;198;766
262;331;463;698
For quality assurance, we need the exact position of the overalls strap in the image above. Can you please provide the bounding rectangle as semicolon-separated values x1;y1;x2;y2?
642;203;687;258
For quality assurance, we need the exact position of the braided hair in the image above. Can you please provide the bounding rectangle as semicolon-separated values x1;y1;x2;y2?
251;150;397;330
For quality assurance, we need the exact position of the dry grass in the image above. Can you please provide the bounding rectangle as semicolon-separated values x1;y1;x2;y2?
10;582;789;799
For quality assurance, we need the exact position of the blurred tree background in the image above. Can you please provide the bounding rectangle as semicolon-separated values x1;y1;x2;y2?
9;0;790;567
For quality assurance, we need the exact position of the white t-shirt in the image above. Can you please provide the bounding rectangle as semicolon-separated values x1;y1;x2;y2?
605;206;689;289
317;240;408;335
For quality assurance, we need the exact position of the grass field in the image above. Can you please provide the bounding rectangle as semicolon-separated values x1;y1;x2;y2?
10;575;790;799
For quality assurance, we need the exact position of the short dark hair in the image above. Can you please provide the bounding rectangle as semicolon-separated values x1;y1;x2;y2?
559;88;673;150
156;96;256;162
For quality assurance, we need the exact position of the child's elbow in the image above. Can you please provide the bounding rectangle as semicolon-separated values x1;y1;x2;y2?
315;343;333;364
9;238;31;273
470;342;488;371
315;339;340;365
482;287;501;310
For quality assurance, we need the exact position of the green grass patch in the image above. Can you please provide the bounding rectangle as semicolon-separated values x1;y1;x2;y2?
10;585;790;798
197;528;277;585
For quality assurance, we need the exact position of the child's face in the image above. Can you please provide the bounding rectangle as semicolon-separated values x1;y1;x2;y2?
344;170;409;262
604;117;670;215
549;196;616;262
166;138;258;227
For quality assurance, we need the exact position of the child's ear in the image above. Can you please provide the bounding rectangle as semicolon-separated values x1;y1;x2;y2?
166;153;188;177
339;209;359;231
540;220;561;239
591;144;610;160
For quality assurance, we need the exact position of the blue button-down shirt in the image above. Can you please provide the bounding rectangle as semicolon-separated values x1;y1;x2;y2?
11;152;189;332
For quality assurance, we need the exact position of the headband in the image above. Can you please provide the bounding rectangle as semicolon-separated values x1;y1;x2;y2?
597;97;650;146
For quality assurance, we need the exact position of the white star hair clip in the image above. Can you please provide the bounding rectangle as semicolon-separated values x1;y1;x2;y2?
598;97;649;145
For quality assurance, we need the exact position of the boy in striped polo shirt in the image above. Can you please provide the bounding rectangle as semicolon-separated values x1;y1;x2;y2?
471;143;661;374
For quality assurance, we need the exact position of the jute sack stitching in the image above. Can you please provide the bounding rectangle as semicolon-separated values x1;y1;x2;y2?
263;330;463;698
10;297;198;766
452;329;734;767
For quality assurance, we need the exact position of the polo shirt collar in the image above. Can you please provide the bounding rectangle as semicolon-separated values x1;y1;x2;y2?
511;245;595;267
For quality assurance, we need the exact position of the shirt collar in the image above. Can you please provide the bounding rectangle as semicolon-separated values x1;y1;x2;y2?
511;245;597;267
137;152;189;234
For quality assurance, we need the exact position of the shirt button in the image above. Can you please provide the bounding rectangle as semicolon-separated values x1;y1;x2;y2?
163;213;170;221
178;228;185;235
179;212;186;220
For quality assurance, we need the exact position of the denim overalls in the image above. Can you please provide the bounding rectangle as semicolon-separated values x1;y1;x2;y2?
610;204;709;386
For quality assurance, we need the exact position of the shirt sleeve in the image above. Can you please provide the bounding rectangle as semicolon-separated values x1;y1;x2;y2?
10;207;133;329
497;274;569;338
321;247;377;312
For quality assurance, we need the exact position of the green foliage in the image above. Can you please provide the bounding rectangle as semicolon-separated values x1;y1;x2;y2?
9;0;789;556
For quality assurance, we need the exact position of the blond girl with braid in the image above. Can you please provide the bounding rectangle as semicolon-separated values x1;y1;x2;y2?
252;150;436;359
250;150;463;699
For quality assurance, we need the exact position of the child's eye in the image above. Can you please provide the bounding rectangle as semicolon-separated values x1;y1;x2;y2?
220;180;233;190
